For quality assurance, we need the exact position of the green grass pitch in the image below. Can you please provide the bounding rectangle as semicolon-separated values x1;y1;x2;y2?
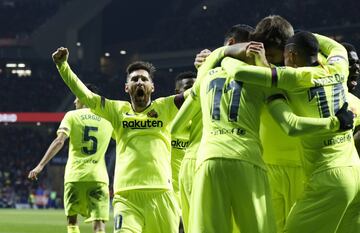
0;209;114;233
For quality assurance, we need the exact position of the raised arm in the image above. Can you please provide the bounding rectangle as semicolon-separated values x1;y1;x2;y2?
28;132;67;180
315;34;348;61
267;95;353;136
221;56;345;92
52;47;116;123
171;94;201;140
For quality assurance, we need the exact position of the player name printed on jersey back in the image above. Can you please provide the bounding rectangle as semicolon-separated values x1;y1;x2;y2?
80;114;101;121
313;73;346;86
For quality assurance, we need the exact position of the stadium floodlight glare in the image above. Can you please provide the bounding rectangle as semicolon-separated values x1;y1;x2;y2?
11;69;32;77
120;50;127;55
76;42;81;47
202;5;207;10
105;52;110;57
18;63;25;68
6;63;17;68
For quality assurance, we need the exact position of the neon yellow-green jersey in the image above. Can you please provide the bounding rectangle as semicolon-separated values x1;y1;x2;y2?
172;46;342;170
57;62;179;193
171;107;202;160
57;108;113;184
221;34;360;175
185;113;202;159
193;65;268;169
171;135;189;195
172;49;227;161
221;34;349;91
260;106;303;166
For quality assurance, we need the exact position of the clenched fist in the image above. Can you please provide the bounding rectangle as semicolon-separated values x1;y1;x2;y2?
52;47;69;64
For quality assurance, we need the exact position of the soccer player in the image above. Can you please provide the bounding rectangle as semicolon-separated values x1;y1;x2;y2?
28;84;113;233
342;42;360;154
342;42;360;95
235;16;307;233
173;26;352;233
170;71;196;233
175;24;254;233
171;71;196;203
52;48;186;233
221;31;360;233
191;16;304;233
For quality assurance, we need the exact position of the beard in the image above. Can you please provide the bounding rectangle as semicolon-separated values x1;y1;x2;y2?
131;87;150;107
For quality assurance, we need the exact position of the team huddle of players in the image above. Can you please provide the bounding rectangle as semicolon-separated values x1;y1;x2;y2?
28;15;360;233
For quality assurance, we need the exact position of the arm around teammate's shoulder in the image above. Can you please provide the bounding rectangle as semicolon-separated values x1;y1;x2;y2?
266;94;342;137
53;47;117;123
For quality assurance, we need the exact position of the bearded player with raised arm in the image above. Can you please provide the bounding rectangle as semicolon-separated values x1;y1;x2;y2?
52;48;190;233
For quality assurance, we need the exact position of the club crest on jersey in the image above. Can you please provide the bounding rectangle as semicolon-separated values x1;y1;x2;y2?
147;109;158;118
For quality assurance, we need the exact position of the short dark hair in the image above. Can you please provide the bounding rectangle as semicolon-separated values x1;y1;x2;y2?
85;83;100;95
286;31;319;57
250;15;294;49
342;42;357;53
175;71;197;82
126;61;156;80
224;24;254;43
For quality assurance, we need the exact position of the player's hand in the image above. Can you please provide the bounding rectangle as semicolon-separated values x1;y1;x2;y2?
194;49;211;69
28;165;44;181
246;42;269;67
224;42;260;60
52;47;69;64
335;102;354;131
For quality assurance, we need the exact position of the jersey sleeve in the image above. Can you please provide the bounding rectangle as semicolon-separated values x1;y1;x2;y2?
57;112;72;136
221;57;273;87
267;97;340;136
221;57;344;92
159;95;179;122
315;34;348;62
197;46;226;80
315;34;349;77
56;62;118;124
171;94;201;139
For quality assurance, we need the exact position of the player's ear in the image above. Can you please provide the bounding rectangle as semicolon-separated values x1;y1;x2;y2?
125;83;129;93
151;83;155;93
226;37;236;46
289;51;297;67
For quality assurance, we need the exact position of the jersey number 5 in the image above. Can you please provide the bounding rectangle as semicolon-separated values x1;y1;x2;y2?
208;77;243;122
82;126;98;155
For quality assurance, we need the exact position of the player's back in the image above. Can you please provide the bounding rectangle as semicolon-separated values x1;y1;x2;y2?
185;111;202;159
260;97;303;167
197;67;266;168
61;108;113;184
285;65;360;175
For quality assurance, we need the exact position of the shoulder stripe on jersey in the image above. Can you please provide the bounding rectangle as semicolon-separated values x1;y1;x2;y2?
101;96;106;109
327;55;348;64
271;68;278;87
266;94;286;104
